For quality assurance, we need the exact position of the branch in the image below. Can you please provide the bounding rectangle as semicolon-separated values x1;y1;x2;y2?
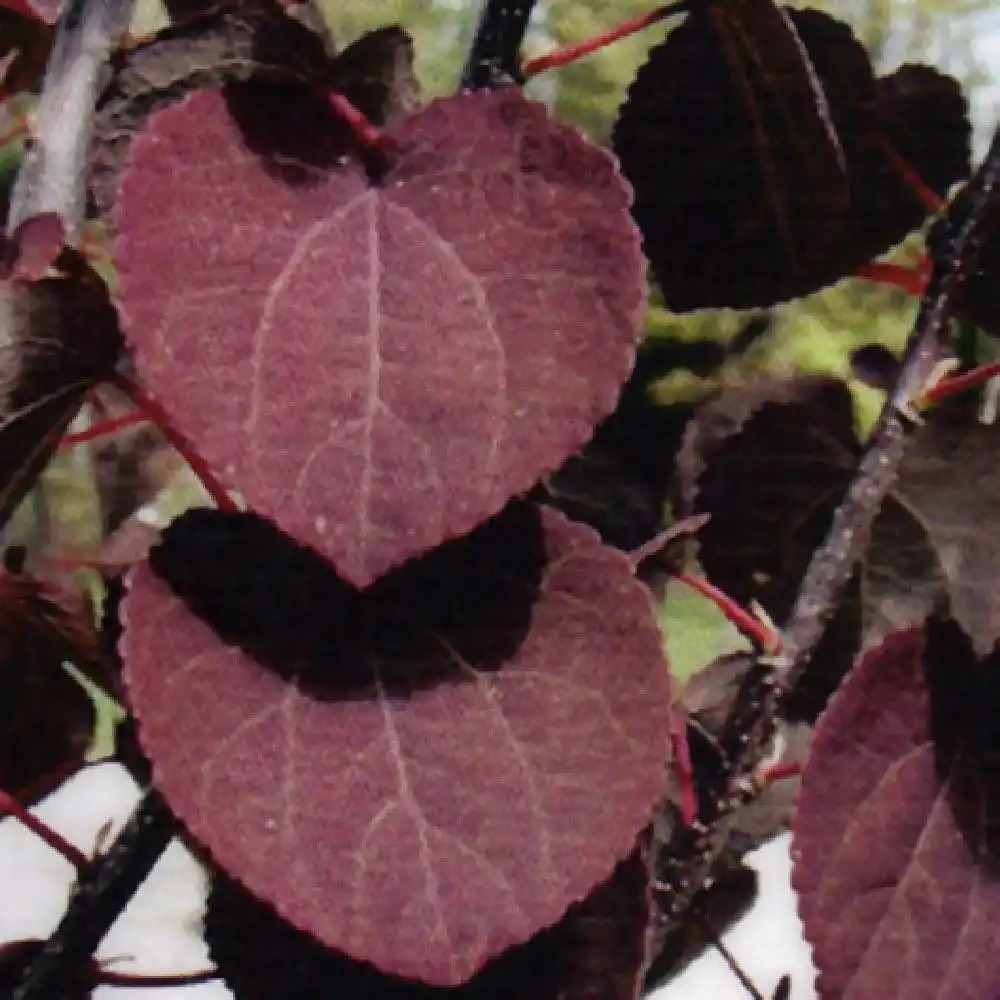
461;0;538;89
777;125;1000;688
12;789;176;1000
646;127;1000;967
5;0;135;238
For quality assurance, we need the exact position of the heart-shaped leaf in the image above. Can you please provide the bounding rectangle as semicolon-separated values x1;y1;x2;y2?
120;504;670;984
206;844;651;999
681;378;1000;667
793;620;1000;1000
613;7;969;310
114;86;645;585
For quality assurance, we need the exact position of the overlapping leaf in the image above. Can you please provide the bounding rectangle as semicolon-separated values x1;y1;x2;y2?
121;504;670;984
536;337;729;551
91;5;420;225
793;620;1000;1000
0;242;122;532
613;7;969;310
114;87;645;585
326;26;420;126
89;0;334;223
208;847;650;1000
682;379;1000;663
677;376;864;719
205;852;648;1000
0;565;111;801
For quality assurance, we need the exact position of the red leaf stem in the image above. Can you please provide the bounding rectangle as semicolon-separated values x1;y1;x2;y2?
522;3;686;77
923;361;1000;404
324;89;383;149
109;372;237;513
854;260;928;296
58;411;148;448
673;569;782;653
0;787;89;872
757;760;802;786
878;133;945;214
669;710;698;826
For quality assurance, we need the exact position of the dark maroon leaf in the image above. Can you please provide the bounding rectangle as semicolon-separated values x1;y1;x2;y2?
612;6;864;310
684;379;1000;658
207;845;649;1000
0;4;54;97
114;86;645;586
837;63;970;280
121;504;669;984
793;620;1000;1000
536;337;726;551
677;376;919;720
0;565;113;801
613;8;969;310
0;249;122;533
877;64;970;197
327;25;420;126
886;404;1000;654
89;0;335;223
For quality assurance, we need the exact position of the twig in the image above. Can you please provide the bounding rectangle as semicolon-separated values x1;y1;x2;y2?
12;789;176;1000
461;0;539;89
5;0;135;237
691;908;767;1000
777;125;1000;689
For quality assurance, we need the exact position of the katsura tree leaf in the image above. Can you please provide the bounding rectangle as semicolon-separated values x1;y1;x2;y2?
89;0;335;223
0;565;112;801
120;504;670;985
682;378;1000;665
792;620;1000;1000
877;64;970;199
888;404;1000;654
114;87;645;586
612;7;969;310
677;376;863;720
0;246;122;533
207;846;650;1000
